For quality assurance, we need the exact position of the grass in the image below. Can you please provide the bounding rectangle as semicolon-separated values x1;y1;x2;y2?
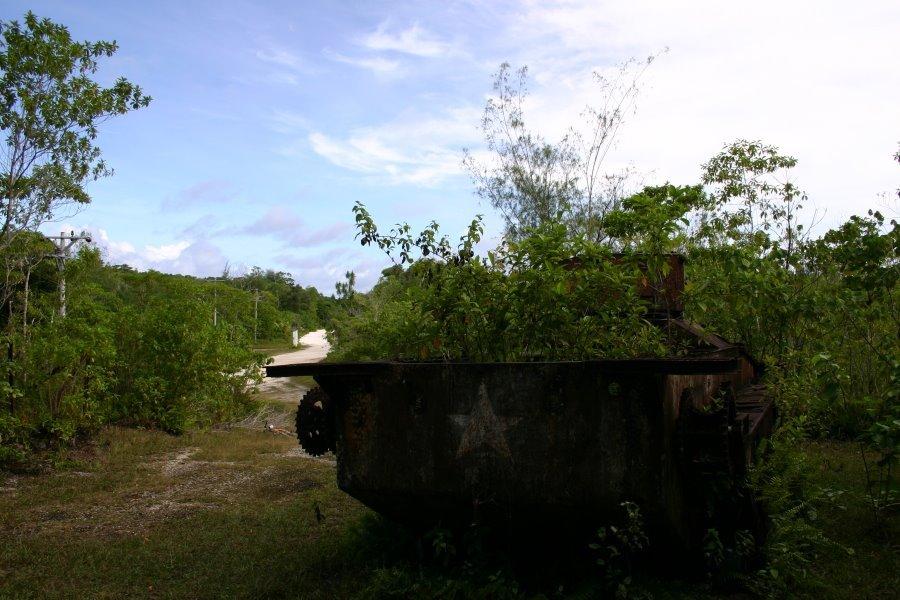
795;441;900;599
0;426;372;599
1;428;897;599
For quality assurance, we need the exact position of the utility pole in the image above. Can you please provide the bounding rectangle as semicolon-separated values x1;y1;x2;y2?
207;278;225;326
47;231;92;317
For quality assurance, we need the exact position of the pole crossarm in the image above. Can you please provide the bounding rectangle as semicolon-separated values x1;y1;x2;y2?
47;230;92;317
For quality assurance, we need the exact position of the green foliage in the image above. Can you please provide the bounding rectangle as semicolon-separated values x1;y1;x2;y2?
811;210;899;294
0;11;150;238
600;184;704;254
686;147;899;443
227;266;340;334
699;139;805;254
110;280;262;433
0;246;267;462
745;420;852;598
685;245;806;361
332;205;665;362
339;140;899;596
589;501;649;598
857;362;900;520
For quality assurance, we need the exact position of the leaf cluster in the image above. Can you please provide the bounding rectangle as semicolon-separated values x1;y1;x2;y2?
332;206;666;362
0;11;151;238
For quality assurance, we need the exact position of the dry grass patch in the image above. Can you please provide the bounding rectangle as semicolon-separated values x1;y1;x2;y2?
0;425;343;538
0;424;370;599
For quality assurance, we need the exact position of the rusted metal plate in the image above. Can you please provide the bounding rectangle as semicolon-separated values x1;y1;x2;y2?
285;358;770;552
265;357;742;379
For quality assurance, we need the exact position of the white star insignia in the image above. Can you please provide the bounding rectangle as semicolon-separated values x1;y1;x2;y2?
455;382;520;462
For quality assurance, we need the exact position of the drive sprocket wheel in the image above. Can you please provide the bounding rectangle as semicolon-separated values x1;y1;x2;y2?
296;386;335;457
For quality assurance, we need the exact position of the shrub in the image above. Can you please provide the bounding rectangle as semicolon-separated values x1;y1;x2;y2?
331;206;667;362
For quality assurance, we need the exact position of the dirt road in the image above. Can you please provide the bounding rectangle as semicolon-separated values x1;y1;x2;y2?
255;329;329;406
267;329;330;366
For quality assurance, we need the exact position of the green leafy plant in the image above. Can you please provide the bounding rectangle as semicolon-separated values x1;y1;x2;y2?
745;419;853;597
588;501;650;599
332;204;665;362
0;11;150;242
858;362;900;522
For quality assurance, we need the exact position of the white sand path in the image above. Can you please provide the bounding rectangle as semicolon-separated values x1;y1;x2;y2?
255;329;330;404
267;329;331;366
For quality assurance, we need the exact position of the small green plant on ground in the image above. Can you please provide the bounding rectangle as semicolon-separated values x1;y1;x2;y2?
588;501;650;599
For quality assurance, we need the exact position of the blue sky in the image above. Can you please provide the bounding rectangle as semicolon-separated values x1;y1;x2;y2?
5;0;899;291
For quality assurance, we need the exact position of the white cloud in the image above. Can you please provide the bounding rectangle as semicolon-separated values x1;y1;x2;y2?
359;22;454;57
95;230;136;256
69;227;228;277
307;106;482;185
326;22;460;81
323;49;403;78
143;241;191;262
492;0;900;229
253;0;896;237
274;250;387;292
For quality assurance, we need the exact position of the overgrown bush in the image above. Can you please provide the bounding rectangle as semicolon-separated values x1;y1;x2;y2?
110;283;262;433
330;206;667;362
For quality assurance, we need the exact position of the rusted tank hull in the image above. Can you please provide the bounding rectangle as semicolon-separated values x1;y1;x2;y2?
269;359;774;551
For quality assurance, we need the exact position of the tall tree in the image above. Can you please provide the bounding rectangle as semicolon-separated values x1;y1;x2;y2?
463;63;580;241
463;55;661;241
698;140;809;260
0;12;151;244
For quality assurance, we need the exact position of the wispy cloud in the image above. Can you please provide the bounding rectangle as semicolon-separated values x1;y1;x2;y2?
178;214;221;240
324;22;459;81
162;180;236;210
229;206;351;247
255;46;314;72
323;49;403;78
359;22;455;57
254;45;317;85
266;109;310;134
307;106;481;185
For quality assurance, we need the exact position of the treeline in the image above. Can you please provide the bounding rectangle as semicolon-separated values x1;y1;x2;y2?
227;266;344;335
0;232;343;465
